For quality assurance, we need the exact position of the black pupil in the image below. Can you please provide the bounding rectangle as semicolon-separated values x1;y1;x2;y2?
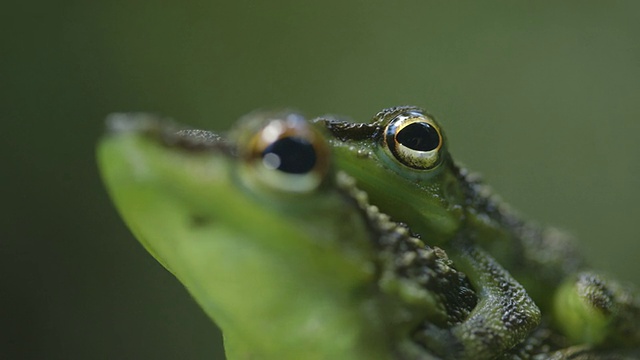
262;137;317;174
396;122;440;151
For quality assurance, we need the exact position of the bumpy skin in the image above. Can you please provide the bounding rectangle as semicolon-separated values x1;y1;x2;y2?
342;175;540;359
99;112;540;359
553;272;640;348
99;111;639;359
314;107;582;304
314;106;640;354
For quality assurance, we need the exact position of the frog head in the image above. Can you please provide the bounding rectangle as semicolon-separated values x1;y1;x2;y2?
314;106;466;245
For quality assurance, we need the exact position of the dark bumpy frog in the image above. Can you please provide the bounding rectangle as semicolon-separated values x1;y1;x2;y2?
314;106;640;354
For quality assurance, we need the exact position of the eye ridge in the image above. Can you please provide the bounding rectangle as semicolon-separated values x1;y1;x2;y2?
262;136;317;175
396;122;440;152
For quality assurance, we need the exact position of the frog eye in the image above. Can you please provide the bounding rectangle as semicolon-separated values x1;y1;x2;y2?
382;111;443;170
242;114;331;193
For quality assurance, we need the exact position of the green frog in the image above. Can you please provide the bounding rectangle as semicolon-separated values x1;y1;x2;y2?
314;106;640;352
97;111;552;359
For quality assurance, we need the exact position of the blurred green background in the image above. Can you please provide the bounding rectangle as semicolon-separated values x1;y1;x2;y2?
3;1;639;359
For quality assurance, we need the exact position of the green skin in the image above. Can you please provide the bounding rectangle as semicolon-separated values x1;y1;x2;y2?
98;112;498;359
314;106;640;350
98;111;639;359
99;114;391;359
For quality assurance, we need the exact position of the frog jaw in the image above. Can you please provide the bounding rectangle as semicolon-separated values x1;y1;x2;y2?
97;114;395;359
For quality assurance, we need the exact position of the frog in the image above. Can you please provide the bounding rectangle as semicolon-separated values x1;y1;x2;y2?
97;111;550;359
313;105;640;352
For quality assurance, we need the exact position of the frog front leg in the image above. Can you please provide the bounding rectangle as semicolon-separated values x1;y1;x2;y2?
501;324;640;359
553;271;640;348
415;239;541;359
533;345;640;359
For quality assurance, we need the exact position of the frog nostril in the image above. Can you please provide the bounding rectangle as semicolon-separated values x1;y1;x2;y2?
190;213;213;228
